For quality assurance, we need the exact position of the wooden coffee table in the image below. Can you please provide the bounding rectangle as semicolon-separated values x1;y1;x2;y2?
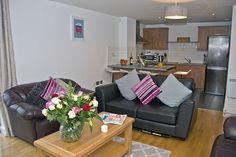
34;112;134;157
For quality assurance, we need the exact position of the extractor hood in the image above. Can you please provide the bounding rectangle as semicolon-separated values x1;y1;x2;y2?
136;21;147;43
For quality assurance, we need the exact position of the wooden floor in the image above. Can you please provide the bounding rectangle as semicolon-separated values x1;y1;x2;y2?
0;109;224;157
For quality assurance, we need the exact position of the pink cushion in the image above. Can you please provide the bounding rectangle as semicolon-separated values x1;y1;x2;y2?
41;77;67;101
132;75;162;105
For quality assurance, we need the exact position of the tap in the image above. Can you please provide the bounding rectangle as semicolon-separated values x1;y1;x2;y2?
184;58;191;64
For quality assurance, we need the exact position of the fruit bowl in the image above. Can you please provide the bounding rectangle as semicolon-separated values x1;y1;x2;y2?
120;59;128;65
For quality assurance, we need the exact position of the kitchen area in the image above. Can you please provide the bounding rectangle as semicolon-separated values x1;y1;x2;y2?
107;19;231;111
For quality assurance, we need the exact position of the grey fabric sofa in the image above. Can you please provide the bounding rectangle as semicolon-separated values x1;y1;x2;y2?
95;74;200;140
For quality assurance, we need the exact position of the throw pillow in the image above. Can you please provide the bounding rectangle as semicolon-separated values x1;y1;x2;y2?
55;78;69;93
26;83;47;109
41;77;67;101
132;75;162;105
115;69;140;100
157;74;192;107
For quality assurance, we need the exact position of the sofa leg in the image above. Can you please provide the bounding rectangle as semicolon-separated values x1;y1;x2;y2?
141;130;172;138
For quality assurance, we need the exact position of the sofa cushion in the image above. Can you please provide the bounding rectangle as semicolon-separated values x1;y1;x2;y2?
136;99;179;125
178;78;195;91
41;77;67;101
138;74;166;87
106;97;142;118
132;75;162;105
157;74;192;107
26;83;47;109
115;69;140;100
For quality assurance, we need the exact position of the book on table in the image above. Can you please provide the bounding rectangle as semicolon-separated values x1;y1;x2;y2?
101;113;127;125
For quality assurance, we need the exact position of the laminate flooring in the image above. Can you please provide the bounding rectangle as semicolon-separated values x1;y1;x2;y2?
0;109;224;157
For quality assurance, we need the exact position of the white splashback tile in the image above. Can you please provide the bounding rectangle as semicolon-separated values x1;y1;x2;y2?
143;43;207;64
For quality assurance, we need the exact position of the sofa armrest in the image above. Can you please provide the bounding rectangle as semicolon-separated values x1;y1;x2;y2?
176;99;196;140
3;89;25;107
95;83;121;112
8;102;45;120
224;117;236;141
189;89;201;107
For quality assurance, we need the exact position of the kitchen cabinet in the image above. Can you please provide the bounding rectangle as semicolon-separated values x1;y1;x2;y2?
143;28;169;50
174;65;206;89
198;26;231;50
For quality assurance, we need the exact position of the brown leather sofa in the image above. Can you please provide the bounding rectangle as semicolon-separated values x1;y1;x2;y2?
3;78;91;144
211;117;236;157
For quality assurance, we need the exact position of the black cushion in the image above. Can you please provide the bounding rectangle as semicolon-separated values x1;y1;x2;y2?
137;99;179;125
106;97;142;117
138;74;166;87
211;135;236;157
138;74;195;91
178;78;195;91
26;83;47;109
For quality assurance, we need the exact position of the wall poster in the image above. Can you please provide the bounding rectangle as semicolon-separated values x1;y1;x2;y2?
71;16;84;40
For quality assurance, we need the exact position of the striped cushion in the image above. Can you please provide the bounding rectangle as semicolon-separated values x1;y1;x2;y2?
132;75;162;105
41;77;67;101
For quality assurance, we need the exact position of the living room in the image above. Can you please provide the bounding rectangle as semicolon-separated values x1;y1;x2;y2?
1;0;236;157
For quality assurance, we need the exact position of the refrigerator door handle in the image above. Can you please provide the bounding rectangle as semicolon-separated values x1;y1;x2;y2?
207;66;227;70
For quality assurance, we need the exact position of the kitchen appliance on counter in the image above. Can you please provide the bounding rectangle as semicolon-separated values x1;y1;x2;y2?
141;52;159;61
204;35;230;95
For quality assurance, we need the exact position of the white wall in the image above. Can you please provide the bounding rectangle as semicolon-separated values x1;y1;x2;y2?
117;17;136;60
144;22;231;63
224;5;236;114
10;0;119;89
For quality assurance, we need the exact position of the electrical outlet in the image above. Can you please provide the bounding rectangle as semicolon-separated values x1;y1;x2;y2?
94;80;103;87
95;81;100;86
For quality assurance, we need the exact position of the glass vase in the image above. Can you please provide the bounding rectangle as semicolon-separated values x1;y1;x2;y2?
59;124;82;142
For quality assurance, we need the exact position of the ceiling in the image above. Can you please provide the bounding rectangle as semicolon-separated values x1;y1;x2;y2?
51;0;236;24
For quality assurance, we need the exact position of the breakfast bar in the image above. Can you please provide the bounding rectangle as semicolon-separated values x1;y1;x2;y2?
107;64;176;81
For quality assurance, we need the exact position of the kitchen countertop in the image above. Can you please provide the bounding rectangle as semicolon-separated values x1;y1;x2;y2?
108;64;176;71
166;62;206;66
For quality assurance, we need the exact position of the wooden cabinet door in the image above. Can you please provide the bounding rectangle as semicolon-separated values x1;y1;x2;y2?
175;65;206;89
143;28;169;50
143;29;154;49
198;26;231;50
156;28;169;50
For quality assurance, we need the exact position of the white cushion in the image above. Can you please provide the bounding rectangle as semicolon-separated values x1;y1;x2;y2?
157;74;192;107
115;69;140;100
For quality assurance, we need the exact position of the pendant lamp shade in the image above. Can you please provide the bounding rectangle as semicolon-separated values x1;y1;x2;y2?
165;5;187;19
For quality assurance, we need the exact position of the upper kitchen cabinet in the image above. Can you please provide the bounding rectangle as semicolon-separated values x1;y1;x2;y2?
198;26;231;51
143;28;169;50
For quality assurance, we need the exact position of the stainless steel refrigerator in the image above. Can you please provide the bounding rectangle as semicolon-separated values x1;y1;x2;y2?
205;35;230;95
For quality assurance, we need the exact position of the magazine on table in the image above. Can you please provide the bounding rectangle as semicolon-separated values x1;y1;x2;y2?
101;113;127;125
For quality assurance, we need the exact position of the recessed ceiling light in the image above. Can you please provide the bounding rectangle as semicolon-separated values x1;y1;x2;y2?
212;13;215;16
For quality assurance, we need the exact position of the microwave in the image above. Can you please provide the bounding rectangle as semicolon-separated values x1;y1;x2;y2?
142;53;158;60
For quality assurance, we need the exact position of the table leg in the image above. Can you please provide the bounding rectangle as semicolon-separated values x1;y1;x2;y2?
124;124;132;155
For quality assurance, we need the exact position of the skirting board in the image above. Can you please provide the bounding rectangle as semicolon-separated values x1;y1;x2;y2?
227;77;236;99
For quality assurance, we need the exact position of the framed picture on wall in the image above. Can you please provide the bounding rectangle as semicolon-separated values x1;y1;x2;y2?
71;16;85;40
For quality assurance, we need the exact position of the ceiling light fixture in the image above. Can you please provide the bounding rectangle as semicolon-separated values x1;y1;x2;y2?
164;4;187;20
153;0;194;4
